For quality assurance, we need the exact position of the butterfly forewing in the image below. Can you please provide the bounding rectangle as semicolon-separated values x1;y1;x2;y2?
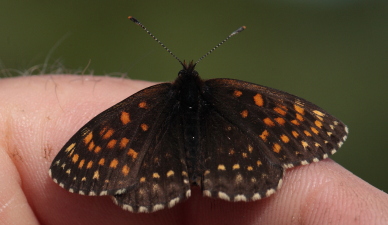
203;78;348;170
49;83;178;196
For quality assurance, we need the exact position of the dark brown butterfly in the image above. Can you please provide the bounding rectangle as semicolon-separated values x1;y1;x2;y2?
49;17;348;213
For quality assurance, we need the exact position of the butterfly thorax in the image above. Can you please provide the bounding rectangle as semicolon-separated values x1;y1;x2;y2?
172;61;205;185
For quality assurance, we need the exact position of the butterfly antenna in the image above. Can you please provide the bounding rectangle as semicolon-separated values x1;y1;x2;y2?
129;16;184;66
195;25;246;65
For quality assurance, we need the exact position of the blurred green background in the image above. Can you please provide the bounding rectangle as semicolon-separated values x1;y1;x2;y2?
1;1;387;192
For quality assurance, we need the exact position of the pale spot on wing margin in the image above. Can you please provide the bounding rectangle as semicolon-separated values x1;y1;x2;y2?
168;197;180;208
138;206;148;213
251;193;261;200
152;204;165;212
203;190;211;197
186;190;191;198
123;204;134;212
234;194;247;202
218;192;230;201
265;189;276;197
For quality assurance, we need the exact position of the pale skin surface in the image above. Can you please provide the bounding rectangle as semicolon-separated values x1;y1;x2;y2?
0;75;387;225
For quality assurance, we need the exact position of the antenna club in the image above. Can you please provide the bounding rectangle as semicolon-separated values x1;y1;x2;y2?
128;16;140;24
231;26;246;36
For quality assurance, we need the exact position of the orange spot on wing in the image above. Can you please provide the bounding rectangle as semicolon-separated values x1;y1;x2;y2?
87;161;93;169
122;165;130;176
120;137;130;149
254;94;264;107
292;131;299;138
98;158;105;165
311;127;319;134
280;134;290;143
141;123;149;131
304;130;312;136
120;111;131;125
65;143;76;153
138;101;147;108
296;113;304;121
313;110;325;117
102;129;115;139
259;130;269;141
217;165;226;170
272;143;281;153
315;120;323;128
72;154;79;163
274;117;286;125
274;107;287;116
233;90;242;97
291;120;300;125
127;148;138;159
166;170;174;177
107;139;117;149
240;110;248;118
93;171;99;180
88;141;95;151
84;132;93;145
99;127;107;136
257;160;262;166
294;105;305;115
301;141;309;149
94;146;101;153
110;159;119;168
248;145;253;153
78;159;85;168
263;118;275;127
247;166;253;171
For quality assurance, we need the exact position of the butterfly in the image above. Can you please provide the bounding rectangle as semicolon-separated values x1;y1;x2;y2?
49;17;348;213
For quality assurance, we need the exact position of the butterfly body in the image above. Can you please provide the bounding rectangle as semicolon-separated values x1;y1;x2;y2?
173;62;203;185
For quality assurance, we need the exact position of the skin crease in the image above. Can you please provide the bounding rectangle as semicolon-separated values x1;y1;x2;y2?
0;75;387;225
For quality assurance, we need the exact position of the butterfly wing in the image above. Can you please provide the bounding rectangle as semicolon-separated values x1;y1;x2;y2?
199;78;348;201
49;83;189;201
112;112;191;213
199;105;285;201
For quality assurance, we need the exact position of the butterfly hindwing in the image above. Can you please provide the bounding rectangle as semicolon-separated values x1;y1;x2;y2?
199;104;285;201
112;110;191;213
202;78;348;170
49;83;182;196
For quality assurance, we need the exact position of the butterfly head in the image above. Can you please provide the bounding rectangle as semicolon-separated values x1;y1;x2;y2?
178;60;199;78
